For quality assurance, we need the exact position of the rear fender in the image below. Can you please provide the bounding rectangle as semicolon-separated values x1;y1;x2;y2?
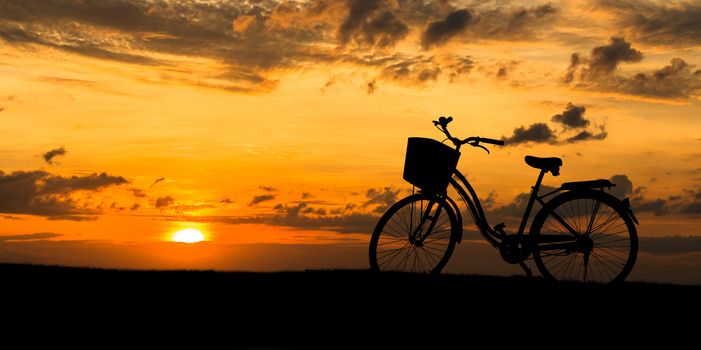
622;197;640;225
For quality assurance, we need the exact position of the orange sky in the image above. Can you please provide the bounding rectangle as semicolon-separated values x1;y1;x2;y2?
0;0;700;283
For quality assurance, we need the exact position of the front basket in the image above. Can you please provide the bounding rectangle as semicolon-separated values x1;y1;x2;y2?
403;137;460;195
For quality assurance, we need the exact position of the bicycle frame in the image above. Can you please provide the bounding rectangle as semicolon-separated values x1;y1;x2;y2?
447;168;565;247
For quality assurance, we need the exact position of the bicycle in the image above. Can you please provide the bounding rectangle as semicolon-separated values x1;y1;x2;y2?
369;116;639;284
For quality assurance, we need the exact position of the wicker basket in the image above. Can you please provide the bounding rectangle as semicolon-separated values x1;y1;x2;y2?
403;137;460;195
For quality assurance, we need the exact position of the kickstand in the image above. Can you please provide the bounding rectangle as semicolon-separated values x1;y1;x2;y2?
518;261;532;279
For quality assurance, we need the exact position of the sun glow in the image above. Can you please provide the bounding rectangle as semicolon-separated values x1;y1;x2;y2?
172;228;205;243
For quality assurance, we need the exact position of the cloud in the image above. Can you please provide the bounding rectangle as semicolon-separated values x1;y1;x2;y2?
155;196;174;208
150;178;165;188
0;170;127;219
586;37;643;78
364;187;401;213
42;146;67;165
502;123;557;146
0;0;559;94
551;103;589;129
249;194;276;206
595;0;701;47
356;54;473;86
129;188;146;198
465;4;557;41
639;236;701;255
421;9;472;49
0;232;63;242
420;4;557;49
564;37;701;100
564;126;608;143
338;0;409;48
259;186;276;192
504;102;606;146
487;185;558;224
366;80;377;94
223;201;380;234
617;58;701;99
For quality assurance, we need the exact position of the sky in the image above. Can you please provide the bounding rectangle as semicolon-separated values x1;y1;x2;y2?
1;0;700;283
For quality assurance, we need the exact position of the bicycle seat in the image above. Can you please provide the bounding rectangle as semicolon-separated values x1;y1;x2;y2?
525;156;562;176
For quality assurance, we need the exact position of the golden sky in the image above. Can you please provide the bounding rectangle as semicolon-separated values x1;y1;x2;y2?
0;0;700;283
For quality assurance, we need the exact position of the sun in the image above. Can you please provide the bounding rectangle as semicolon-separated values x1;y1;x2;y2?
172;228;205;243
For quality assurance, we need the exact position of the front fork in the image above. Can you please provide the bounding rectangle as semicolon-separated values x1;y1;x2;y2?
409;200;442;246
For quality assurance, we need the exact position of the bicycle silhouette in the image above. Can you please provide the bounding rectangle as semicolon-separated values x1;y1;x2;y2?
369;117;639;284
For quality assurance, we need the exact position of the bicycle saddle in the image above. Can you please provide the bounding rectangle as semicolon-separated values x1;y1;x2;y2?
525;156;562;176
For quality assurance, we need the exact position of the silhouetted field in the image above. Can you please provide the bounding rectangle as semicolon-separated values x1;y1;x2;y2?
2;263;698;347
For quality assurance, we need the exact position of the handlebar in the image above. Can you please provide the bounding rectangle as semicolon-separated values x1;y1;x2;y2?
432;116;505;153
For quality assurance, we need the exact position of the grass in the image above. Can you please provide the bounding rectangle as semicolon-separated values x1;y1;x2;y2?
2;263;698;346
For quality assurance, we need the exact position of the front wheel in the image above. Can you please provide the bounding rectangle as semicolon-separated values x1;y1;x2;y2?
369;193;459;273
530;190;638;284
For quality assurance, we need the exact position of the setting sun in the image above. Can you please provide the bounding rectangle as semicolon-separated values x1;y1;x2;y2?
172;229;205;244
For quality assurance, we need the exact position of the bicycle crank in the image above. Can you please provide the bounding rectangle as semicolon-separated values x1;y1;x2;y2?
498;235;532;264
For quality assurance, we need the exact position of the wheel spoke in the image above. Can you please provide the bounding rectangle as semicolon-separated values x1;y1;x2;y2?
370;195;457;273
532;194;637;284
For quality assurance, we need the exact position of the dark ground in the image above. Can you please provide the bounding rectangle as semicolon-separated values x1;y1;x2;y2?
2;263;699;347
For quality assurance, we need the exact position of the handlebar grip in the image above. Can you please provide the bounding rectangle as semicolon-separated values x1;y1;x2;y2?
479;137;505;146
438;116;453;125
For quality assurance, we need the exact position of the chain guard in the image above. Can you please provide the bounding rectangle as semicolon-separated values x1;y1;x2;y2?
499;235;531;264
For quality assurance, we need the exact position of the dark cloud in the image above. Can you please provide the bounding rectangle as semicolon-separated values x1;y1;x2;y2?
155;196;174;208
421;9;472;49
150;178;165;188
565;37;644;81
564;37;701;100
0;0;558;93
502;123;557;146
366;80;377;94
420;4;557;49
587;37;643;77
129;188;146;198
610;174;668;215
609;174;634;199
551;103;589;129
0;232;63;242
259;186;276;192
465;4;557;41
504;103;606;146
639;236;701;255
345;53;463;87
42;146;67;165
0;170;127;219
220;201;379;234
338;0;409;48
249;194;276;206
564;126;608;143
446;56;474;82
487;185;558;223
596;0;701;47
364;187;401;213
616;58;701;99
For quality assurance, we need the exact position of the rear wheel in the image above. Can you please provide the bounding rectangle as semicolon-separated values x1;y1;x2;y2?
530;190;638;284
369;193;459;273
